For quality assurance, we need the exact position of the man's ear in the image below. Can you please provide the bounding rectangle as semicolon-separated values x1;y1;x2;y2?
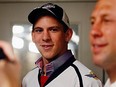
65;28;73;42
31;32;35;43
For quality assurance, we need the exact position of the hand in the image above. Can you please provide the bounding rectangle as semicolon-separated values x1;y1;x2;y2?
0;41;21;87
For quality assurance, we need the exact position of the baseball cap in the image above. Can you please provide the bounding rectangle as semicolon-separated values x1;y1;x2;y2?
28;3;70;29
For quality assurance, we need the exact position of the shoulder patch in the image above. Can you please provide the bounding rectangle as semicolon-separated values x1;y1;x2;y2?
85;71;99;80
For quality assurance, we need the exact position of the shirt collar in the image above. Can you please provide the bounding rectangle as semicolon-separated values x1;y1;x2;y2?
35;50;73;76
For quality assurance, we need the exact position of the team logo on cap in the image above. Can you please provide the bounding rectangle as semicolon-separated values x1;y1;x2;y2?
42;3;55;9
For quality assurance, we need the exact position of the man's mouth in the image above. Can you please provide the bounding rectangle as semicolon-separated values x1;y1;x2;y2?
92;43;108;54
41;44;53;50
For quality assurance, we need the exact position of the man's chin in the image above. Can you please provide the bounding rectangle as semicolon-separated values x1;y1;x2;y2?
93;56;103;67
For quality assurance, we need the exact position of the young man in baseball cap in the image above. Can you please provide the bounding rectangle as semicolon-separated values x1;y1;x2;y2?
22;3;102;87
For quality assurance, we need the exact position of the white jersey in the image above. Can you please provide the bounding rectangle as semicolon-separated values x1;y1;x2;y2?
22;57;102;87
104;79;116;87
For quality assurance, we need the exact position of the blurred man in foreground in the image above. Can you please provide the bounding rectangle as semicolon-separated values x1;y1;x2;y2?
90;0;116;87
0;41;21;87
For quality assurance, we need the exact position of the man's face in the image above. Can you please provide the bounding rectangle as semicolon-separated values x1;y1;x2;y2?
32;16;72;63
90;0;116;69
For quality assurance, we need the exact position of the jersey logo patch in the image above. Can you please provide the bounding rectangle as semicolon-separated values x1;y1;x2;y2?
85;71;99;80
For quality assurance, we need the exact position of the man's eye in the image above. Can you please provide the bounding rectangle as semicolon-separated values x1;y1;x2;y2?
91;21;94;25
90;19;95;26
103;19;110;22
34;29;43;32
50;28;59;32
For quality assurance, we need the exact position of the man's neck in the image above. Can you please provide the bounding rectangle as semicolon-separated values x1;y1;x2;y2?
107;65;116;83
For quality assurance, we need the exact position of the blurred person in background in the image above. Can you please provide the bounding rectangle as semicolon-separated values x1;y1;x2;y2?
0;40;21;87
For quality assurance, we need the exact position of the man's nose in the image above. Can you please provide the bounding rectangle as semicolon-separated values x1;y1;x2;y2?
90;22;102;38
42;30;51;42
